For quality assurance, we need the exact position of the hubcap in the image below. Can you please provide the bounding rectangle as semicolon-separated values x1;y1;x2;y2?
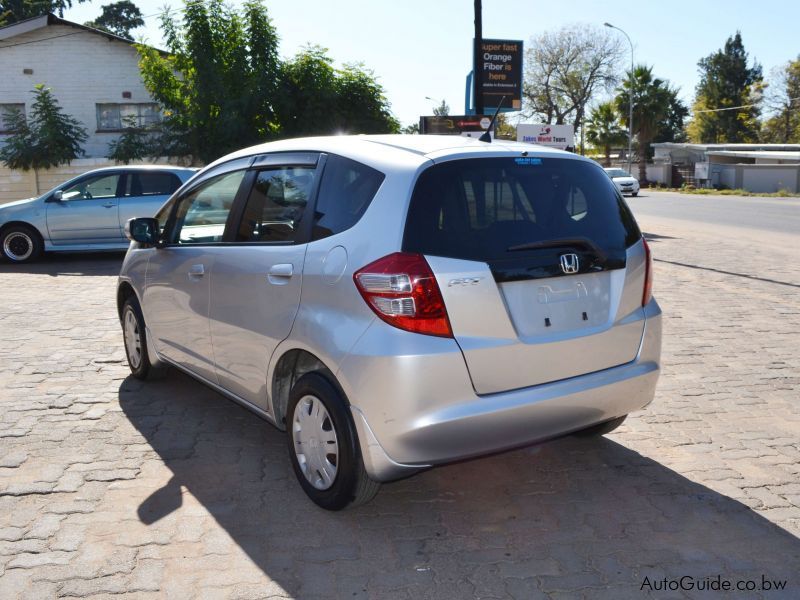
3;232;33;261
123;309;142;369
292;395;339;490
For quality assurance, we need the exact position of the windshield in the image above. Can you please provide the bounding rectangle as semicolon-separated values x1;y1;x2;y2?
605;169;631;178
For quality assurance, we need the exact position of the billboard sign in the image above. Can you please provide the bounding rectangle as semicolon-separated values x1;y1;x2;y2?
477;39;523;112
517;124;575;150
420;115;492;135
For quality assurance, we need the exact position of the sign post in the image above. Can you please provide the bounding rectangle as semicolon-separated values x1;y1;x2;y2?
517;124;575;151
475;38;523;112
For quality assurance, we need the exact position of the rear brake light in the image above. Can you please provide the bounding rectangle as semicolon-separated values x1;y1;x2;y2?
354;252;453;338
642;237;653;307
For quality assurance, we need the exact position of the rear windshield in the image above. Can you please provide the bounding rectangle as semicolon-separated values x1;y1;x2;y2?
403;157;640;265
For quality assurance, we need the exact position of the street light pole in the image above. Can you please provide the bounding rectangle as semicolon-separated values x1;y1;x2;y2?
605;22;634;174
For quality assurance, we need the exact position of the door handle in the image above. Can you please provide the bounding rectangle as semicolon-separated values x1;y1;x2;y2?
267;263;293;285
188;264;205;279
102;202;116;208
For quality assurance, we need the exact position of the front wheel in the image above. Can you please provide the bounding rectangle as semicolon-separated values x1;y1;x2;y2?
121;296;167;380
287;373;380;510
631;192;639;197
0;224;43;263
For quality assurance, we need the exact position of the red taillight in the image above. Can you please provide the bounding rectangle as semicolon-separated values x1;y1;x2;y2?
642;236;653;307
354;252;453;338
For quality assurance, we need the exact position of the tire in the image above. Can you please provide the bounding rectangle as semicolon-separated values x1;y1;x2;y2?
121;296;167;381
0;224;43;263
631;192;638;197
286;373;380;510
574;415;627;437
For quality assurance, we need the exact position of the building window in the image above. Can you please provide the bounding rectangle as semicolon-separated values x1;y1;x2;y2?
96;103;161;131
0;104;25;134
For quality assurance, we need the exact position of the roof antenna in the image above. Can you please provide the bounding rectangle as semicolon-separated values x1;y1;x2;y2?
479;96;506;143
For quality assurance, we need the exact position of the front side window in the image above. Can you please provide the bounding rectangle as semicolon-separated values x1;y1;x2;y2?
96;103;161;130
236;167;316;243
123;171;181;197
172;171;246;245
61;173;121;200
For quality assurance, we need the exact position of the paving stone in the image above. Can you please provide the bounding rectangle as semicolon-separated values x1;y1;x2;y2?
0;214;799;597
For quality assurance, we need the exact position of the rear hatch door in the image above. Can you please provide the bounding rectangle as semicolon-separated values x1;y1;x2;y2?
403;155;647;395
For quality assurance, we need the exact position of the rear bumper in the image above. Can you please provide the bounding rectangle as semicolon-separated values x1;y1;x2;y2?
339;299;662;482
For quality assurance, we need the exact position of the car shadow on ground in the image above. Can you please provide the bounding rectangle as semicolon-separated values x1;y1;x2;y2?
0;252;124;276
119;372;799;598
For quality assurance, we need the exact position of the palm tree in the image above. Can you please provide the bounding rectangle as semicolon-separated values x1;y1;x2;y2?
614;65;675;182
586;102;627;166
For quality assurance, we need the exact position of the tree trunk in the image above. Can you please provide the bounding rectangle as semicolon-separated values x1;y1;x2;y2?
638;142;647;183
34;168;40;195
603;145;611;167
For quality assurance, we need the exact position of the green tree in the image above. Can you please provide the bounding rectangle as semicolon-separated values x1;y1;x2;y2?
687;32;763;143
137;0;281;164
585;102;627;166
614;65;682;182
761;57;800;143
0;85;87;192
85;1;144;39
0;1;88;26
432;100;449;116
402;122;420;134
107;115;153;164
279;46;398;137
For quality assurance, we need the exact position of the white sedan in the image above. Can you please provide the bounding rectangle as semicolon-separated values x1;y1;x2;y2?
604;168;640;196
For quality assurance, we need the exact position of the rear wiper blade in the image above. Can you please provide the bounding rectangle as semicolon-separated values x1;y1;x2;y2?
506;236;608;262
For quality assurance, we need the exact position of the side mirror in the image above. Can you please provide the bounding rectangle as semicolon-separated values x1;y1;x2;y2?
51;190;64;202
125;217;160;246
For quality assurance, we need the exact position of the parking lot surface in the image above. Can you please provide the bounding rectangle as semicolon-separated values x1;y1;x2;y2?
1;192;799;599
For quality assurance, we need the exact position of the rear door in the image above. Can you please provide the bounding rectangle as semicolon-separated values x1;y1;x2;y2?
208;153;322;411
46;172;124;245
403;156;647;395
117;170;183;232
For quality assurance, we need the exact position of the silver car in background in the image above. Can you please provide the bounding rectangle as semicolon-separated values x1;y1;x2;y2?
118;135;661;510
0;165;195;262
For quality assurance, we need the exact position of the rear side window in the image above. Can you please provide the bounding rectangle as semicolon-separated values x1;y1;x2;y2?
236;167;316;243
125;171;181;197
403;157;640;267
312;154;385;241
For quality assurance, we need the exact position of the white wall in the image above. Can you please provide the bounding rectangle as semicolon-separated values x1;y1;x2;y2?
0;24;155;158
742;167;798;193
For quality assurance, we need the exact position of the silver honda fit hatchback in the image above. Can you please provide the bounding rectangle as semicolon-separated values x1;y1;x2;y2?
118;135;661;510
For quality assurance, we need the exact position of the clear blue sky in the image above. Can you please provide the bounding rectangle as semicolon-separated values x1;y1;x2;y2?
65;0;800;127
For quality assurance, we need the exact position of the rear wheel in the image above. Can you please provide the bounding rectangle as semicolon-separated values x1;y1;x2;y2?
1;224;43;263
287;373;380;510
574;415;627;437
121;296;167;380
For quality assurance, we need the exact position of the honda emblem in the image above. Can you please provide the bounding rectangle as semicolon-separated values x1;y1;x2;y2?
560;253;579;274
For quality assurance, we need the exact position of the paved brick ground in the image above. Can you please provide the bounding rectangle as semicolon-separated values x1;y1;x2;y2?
0;209;798;599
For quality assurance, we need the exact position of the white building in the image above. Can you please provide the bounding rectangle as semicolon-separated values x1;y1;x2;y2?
0;13;162;158
651;143;800;193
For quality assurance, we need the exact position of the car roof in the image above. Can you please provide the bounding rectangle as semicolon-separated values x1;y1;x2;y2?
80;165;197;175
204;134;591;174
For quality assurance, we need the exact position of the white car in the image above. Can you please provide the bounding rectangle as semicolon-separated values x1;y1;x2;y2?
604;168;640;196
